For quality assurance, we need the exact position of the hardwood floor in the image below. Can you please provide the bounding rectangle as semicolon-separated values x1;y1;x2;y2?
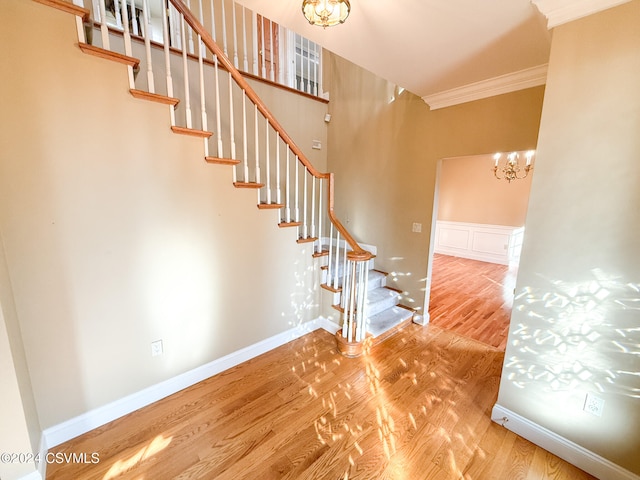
47;326;595;480
429;254;516;350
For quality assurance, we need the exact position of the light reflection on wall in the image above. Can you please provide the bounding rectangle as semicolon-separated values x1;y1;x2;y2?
506;269;639;399
286;245;321;328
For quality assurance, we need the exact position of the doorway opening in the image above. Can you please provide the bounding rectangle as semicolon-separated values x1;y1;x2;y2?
423;152;534;350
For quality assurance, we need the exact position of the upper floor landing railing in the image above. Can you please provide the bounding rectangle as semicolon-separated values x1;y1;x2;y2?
78;0;325;99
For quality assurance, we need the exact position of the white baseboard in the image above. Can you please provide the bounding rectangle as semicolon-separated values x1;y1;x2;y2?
18;471;42;480
43;317;340;451
491;404;640;480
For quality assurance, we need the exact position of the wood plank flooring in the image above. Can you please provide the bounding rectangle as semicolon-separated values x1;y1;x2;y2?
47;326;595;480
429;254;516;350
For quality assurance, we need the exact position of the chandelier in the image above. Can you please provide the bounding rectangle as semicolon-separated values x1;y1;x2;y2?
493;151;534;183
302;0;351;27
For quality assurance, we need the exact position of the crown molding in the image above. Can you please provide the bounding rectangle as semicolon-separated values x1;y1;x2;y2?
422;64;548;110
531;0;632;28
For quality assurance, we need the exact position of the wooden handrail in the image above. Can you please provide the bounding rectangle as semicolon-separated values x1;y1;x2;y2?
168;0;371;260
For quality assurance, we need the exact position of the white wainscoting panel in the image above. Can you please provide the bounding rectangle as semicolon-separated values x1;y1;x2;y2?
434;221;524;265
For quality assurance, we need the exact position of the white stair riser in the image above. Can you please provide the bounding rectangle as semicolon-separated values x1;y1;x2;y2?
366;288;400;317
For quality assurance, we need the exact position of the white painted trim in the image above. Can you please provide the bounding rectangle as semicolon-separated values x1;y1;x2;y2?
434;221;524;265
531;0;632;28
18;471;42;480
43;317;339;449
492;404;640;480
37;435;47;480
422;64;548;110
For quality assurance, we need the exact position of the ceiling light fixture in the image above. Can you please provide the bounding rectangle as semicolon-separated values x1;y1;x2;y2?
302;0;350;28
493;151;534;183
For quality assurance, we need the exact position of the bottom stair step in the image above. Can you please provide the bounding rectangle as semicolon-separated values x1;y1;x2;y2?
367;306;414;338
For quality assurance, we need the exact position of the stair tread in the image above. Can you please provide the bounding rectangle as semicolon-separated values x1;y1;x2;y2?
257;203;284;209
234;182;265;188
171;126;214;138
367;306;414;337
366;287;399;304
205;157;241;165
78;43;139;67
130;89;179;107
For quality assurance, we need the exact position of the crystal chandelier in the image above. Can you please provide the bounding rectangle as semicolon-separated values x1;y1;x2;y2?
302;0;351;28
493;151;534;183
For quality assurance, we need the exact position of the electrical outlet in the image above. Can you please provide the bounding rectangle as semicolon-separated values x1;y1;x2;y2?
584;393;604;417
412;222;422;233
151;340;163;357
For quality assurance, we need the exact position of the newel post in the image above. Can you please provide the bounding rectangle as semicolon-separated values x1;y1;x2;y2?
335;250;372;358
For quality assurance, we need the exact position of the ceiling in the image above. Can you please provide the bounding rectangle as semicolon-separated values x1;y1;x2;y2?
233;0;553;108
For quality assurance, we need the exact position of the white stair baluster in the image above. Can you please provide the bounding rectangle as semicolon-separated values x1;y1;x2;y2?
228;74;236;160
242;94;248;182
333;231;340;290
185;0;194;53
265;119;271;204
316;178;323;254
347;261;357;342
120;0;135;88
232;1;239;68
311;176;316;239
242;6;248;72
327;223;334;284
340;239;347;290
162;0;175;126
254;104;260;184
142;0;155;93
169;4;181;48
294;156;299;223
275;133;281;205
251;12;258;75
97;0;110;50
198;34;207;155
302;167;308;238
180;14;193;128
221;0;228;57
131;0;140;36
341;259;350;338
210;0;216;44
214;55;222;157
357;263;369;341
114;0;122;28
72;0;85;43
285;148;291;222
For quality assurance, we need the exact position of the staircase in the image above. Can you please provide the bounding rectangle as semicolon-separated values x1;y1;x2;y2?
320;244;415;354
36;0;415;356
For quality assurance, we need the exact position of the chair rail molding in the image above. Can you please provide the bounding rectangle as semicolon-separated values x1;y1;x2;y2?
531;0;633;28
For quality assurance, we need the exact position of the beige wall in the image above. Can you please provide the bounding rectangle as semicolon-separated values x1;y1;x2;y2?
325;53;543;312
0;0;325;432
497;2;640;475
438;153;533;226
0;240;38;479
